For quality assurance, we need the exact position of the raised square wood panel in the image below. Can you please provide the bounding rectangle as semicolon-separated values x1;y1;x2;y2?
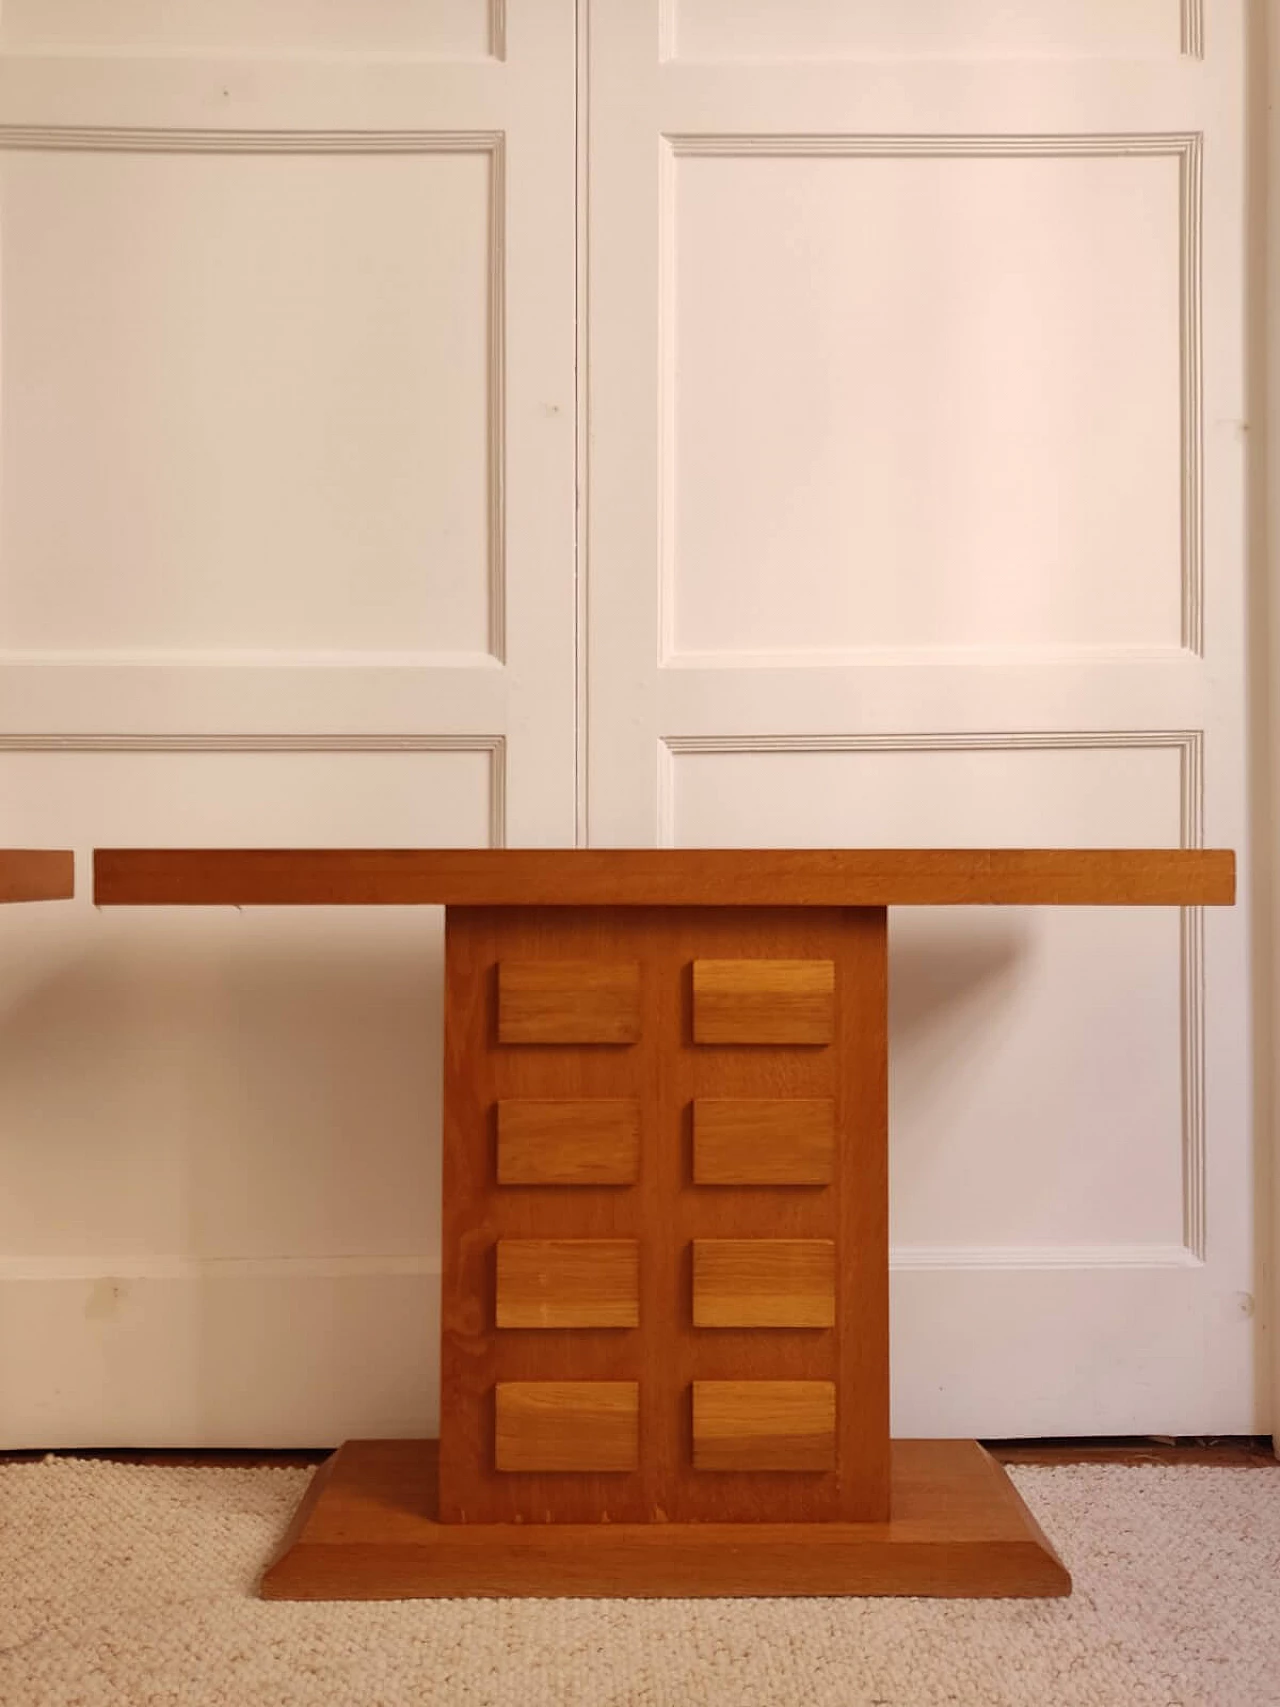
692;1239;836;1328
692;1098;834;1185
495;1240;639;1329
497;961;642;1045
440;904;889;1526
692;959;835;1045
495;1383;640;1474
692;1381;837;1473
497;1099;641;1186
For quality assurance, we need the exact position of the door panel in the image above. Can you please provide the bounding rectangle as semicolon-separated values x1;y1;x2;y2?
586;0;1255;1434
0;6;577;1445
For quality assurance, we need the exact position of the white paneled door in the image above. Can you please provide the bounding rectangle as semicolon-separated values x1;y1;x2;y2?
0;7;577;1443
586;3;1258;1433
0;2;1261;1445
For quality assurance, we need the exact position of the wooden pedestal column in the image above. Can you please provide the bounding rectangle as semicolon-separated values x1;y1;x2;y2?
92;847;1235;1600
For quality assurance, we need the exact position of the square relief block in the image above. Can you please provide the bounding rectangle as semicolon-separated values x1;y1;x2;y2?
495;1382;640;1473
693;1239;835;1328
693;1098;835;1185
498;961;642;1045
496;1239;640;1329
692;1381;837;1473
692;959;834;1045
497;1099;641;1186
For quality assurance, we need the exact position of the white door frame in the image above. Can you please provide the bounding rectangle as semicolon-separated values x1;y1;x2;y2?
1261;0;1279;1456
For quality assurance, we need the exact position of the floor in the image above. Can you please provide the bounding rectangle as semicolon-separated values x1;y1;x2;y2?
2;1448;1278;1707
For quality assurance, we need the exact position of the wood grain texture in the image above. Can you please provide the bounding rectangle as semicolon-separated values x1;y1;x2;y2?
498;960;641;1045
693;1239;836;1328
260;1438;1071;1599
0;850;73;902
495;1383;640;1472
497;1100;641;1186
439;904;889;1527
93;847;1236;909
495;1240;639;1329
693;959;834;1045
693;1099;834;1185
693;1381;836;1472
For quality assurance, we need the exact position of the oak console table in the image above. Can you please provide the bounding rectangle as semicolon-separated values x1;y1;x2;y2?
93;847;1234;1600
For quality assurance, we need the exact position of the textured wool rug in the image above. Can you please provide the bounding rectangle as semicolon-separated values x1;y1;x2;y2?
1;1458;1278;1707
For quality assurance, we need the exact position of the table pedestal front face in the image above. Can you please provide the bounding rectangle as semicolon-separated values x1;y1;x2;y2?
438;905;889;1527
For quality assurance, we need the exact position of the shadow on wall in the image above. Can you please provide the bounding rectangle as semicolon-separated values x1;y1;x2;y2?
889;909;1030;1040
0;905;445;1445
0;906;443;1258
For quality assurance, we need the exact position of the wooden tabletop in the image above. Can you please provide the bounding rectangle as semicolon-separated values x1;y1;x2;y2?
0;850;74;903
92;848;1234;908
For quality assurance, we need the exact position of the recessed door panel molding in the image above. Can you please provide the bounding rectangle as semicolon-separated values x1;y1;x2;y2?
0;744;496;1291
665;1;1196;64
1;0;505;58
0;138;502;662
661;134;1199;662
0;12;576;816
664;735;1201;1260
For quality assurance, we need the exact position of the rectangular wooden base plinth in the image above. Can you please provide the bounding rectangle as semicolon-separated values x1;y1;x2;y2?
260;1438;1070;1600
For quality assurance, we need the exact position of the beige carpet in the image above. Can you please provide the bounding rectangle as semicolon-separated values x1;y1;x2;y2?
1;1459;1278;1707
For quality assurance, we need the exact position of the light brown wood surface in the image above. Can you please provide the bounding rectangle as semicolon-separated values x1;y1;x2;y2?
692;1239;836;1328
692;959;835;1044
82;839;1233;1597
0;850;73;902
497;1099;641;1186
93;846;1235;908
260;1437;1071;1599
692;1381;836;1472
495;1239;640;1329
692;1099;834;1185
498;960;641;1045
439;904;889;1527
495;1382;640;1473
